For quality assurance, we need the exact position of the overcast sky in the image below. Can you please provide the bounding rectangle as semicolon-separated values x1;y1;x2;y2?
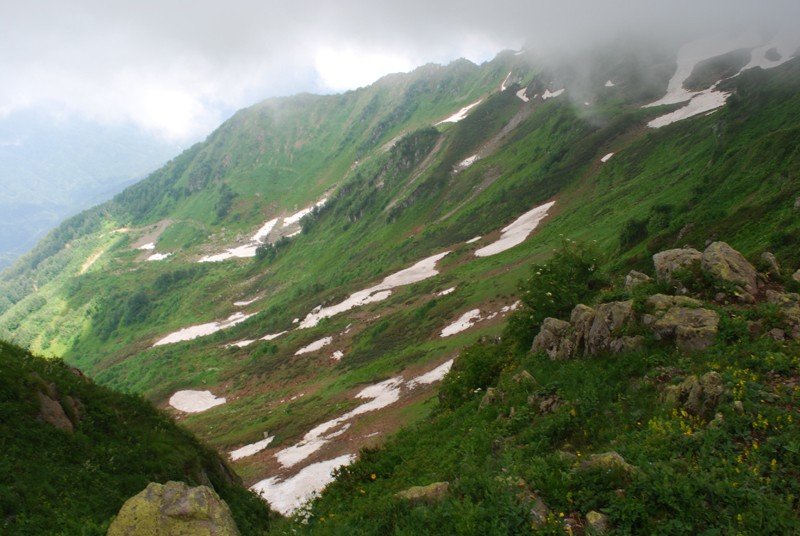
2;0;799;142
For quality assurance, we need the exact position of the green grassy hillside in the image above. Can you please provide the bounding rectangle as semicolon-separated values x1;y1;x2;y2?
0;340;274;534
1;40;799;531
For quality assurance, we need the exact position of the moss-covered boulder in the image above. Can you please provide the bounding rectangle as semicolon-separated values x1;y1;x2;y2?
664;372;725;419
107;481;240;536
701;241;758;297
395;482;449;505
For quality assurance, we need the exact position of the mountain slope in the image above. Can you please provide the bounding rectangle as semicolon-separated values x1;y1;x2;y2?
2;33;800;524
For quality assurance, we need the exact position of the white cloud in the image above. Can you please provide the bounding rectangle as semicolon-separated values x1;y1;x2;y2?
314;48;416;92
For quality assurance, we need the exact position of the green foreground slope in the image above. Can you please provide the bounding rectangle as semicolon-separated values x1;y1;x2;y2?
0;341;273;534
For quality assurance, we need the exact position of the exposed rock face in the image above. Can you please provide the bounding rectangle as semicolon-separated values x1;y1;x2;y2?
395;482;449;505
701;241;758;296
766;290;800;339
664;372;725;419
624;270;651;291
761;252;781;279
650;305;719;352
36;390;73;432
587;301;634;355
793;269;800;283
531;317;572;359
652;248;701;283
107;481;240;536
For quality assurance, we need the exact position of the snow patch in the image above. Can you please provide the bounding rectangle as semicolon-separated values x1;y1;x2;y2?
138;242;156;251
230;436;274;461
500;71;512;91
251;454;356;516
146;252;172;261
228;339;255;348
261;331;288;341
516;88;529;102
436;287;456;297
154;312;255;346
440;309;483;337
648;88;730;128
298;252;449;329
475;201;555;257
252;218;279;243
455;154;478;171
600;152;615;163
169;390;226;413
282;199;327;227
233;297;258;307
435;99;483;125
331;350;344;361
465;236;482;244
276;377;403;468
542;88;565;100
295;336;333;355
407;359;454;388
605;80;615;87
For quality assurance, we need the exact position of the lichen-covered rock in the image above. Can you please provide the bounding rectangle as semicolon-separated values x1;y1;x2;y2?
793;269;800;283
531;317;573;359
395;482;449;505
479;387;502;409
586;510;610;534
570;304;596;354
664;372;725;419
652;248;701;283
578;452;636;475
701;241;758;296
765;290;800;338
646;294;702;311
651;306;718;352
624;270;651;291
609;336;645;354
37;391;73;432
511;370;536;385
587;301;634;355
760;252;781;279
107;481;240;536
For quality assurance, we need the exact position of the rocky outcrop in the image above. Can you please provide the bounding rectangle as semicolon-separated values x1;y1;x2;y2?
479;387;503;409
395;482;449;505
760;252;781;279
624;270;651;291
107;481;240;536
587;301;635;355
664;372;725;419
652;248;701;283
37;390;73;432
648;297;719;353
793;269;800;283
766;290;800;339
701;241;759;297
531;318;572;359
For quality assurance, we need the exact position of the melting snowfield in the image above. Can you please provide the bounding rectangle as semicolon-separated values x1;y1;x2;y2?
169;390;226;413
298;252;450;329
475;201;555;257
648;89;730;128
251;455;356;516
153;312;255;346
276;377;404;468
249;359;455;514
542;88;565;100
435;99;482;125
407;359;454;388
283;199;328;227
230;436;275;461
440;309;482;337
295;336;333;355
